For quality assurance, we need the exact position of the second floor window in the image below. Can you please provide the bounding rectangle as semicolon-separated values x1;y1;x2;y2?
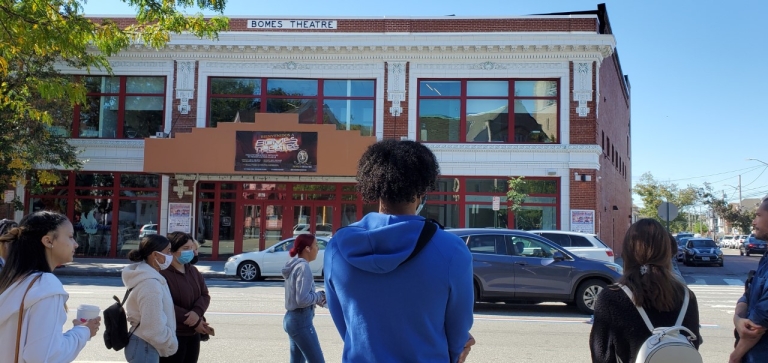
73;76;166;139
418;79;559;143
208;77;375;136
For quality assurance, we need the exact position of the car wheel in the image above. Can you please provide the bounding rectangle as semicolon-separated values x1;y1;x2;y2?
575;279;607;315
237;261;261;282
747;251;751;257
719;261;724;267
741;249;744;256
473;282;481;303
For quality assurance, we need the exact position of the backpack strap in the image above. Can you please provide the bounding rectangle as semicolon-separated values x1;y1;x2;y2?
118;288;141;334
621;285;690;331
15;274;42;363
397;219;440;268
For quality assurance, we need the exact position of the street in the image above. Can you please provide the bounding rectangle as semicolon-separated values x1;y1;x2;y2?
63;248;759;362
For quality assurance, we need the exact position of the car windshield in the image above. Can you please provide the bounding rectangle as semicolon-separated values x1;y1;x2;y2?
592;236;610;248
691;240;717;248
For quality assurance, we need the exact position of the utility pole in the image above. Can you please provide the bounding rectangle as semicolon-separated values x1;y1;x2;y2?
739;174;743;209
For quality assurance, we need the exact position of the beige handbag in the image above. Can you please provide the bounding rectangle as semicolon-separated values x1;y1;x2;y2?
15;274;42;363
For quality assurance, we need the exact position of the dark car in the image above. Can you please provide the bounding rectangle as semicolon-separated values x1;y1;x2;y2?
446;228;623;315
740;236;768;257
683;238;723;267
676;237;693;262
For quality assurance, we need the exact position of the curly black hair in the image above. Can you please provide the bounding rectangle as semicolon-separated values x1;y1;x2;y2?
356;139;439;204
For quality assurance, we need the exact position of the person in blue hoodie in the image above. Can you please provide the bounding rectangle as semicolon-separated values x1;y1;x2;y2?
324;139;475;363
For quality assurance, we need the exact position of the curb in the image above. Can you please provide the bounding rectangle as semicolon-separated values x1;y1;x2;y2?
53;268;232;280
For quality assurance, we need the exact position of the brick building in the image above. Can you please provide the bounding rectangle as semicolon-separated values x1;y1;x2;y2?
11;4;631;260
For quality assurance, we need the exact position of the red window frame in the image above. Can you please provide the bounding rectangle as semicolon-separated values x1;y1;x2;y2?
206;77;376;133
416;78;560;144
71;76;167;139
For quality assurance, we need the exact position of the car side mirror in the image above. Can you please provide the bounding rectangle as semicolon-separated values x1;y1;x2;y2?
267;249;274;253
553;251;565;262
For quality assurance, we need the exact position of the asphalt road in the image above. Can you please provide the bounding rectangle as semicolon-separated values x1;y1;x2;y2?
61;248;760;363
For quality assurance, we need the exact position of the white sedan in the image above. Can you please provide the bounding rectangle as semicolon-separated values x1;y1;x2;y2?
224;237;330;281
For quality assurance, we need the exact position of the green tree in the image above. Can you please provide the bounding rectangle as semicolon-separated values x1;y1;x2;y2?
701;184;755;234
0;0;229;205
633;172;702;232
506;176;528;213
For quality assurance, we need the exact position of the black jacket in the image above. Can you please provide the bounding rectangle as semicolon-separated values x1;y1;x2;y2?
589;285;702;363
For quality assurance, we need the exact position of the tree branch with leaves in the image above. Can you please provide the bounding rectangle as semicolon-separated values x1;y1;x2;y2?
0;0;230;208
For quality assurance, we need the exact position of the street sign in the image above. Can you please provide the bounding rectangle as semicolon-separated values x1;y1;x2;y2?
657;202;678;231
492;196;501;211
3;190;14;203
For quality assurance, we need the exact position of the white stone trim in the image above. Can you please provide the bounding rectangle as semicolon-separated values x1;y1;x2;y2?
196;60;387;139
408;60;571;144
386;61;407;117
67;139;145;172
572;60;594;117
560;176;571;231
160;175;169;235
175;60;196;115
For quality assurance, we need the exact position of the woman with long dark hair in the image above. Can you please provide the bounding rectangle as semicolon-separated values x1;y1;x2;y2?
159;232;212;363
0;211;100;362
282;233;326;363
590;218;702;362
122;234;178;362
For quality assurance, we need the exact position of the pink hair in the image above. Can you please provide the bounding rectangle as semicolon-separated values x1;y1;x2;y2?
290;234;316;257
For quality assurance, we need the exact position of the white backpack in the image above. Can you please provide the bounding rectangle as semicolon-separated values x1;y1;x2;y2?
620;285;702;363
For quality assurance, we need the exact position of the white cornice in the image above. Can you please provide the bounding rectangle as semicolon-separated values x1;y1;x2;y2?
427;144;602;153
68;139;145;148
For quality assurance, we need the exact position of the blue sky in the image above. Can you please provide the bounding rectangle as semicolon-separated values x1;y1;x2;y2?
82;0;768;205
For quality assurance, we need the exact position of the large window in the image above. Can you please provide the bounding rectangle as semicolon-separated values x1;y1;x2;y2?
72;76;166;139
27;171;161;257
423;177;559;230
418;79;559;143
208;78;375;136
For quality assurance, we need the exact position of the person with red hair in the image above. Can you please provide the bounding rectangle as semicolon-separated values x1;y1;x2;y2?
281;233;325;363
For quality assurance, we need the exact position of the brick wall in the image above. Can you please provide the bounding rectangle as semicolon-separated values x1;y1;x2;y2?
595;53;632;256
88;17;597;34
168;178;195;205
569;62;598;145
382;62;409;140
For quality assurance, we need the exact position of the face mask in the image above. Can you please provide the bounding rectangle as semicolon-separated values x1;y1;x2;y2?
156;252;173;270
177;250;194;265
190;255;199;265
415;196;427;215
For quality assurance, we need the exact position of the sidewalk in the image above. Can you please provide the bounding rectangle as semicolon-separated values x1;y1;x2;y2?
53;258;229;279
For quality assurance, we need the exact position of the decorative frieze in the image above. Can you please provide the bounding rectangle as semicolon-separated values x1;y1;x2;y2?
415;61;568;70
202;61;382;71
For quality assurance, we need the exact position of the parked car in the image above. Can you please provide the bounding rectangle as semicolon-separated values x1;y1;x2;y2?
224;236;330;281
736;235;749;248
676;237;693;262
447;228;622;314
720;235;734;248
682;238;723;266
740;235;768;256
675;233;694;242
138;223;157;238
528;230;614;263
292;223;334;238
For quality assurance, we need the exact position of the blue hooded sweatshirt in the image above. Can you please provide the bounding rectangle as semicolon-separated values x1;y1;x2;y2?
324;213;474;363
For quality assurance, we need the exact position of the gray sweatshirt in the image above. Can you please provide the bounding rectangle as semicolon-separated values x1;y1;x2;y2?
282;257;324;311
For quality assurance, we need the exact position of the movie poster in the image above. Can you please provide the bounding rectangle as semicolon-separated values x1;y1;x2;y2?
570;209;595;234
234;131;318;172
168;203;192;234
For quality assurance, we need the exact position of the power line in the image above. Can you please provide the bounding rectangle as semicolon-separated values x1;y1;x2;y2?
631;165;763;183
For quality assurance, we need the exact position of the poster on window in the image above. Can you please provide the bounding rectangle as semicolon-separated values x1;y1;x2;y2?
570;209;595;234
168;203;192;234
234;131;318;172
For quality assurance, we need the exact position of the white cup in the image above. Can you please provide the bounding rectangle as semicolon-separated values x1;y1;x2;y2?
76;304;100;321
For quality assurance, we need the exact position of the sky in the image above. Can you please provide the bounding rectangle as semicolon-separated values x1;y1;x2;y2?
81;0;768;205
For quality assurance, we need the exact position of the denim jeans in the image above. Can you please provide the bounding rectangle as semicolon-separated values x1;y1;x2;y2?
125;334;160;363
283;306;325;363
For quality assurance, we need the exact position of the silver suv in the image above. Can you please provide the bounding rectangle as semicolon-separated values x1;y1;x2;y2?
447;228;623;314
528;230;615;263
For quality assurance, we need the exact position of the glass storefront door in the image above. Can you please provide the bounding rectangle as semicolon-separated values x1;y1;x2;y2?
292;203;337;239
242;203;285;251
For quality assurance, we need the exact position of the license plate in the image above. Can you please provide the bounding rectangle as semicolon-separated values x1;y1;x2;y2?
702;257;710;261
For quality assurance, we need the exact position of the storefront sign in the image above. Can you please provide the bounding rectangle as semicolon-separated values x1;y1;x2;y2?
168;203;192;234
235;131;318;172
247;19;337;30
570;209;595;234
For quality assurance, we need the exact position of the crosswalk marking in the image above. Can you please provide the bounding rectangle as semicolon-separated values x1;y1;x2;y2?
724;279;745;286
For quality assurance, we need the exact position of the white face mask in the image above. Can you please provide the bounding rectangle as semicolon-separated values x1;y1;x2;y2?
156;252;173;270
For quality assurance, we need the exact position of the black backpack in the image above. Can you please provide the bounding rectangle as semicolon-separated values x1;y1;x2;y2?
103;288;140;351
